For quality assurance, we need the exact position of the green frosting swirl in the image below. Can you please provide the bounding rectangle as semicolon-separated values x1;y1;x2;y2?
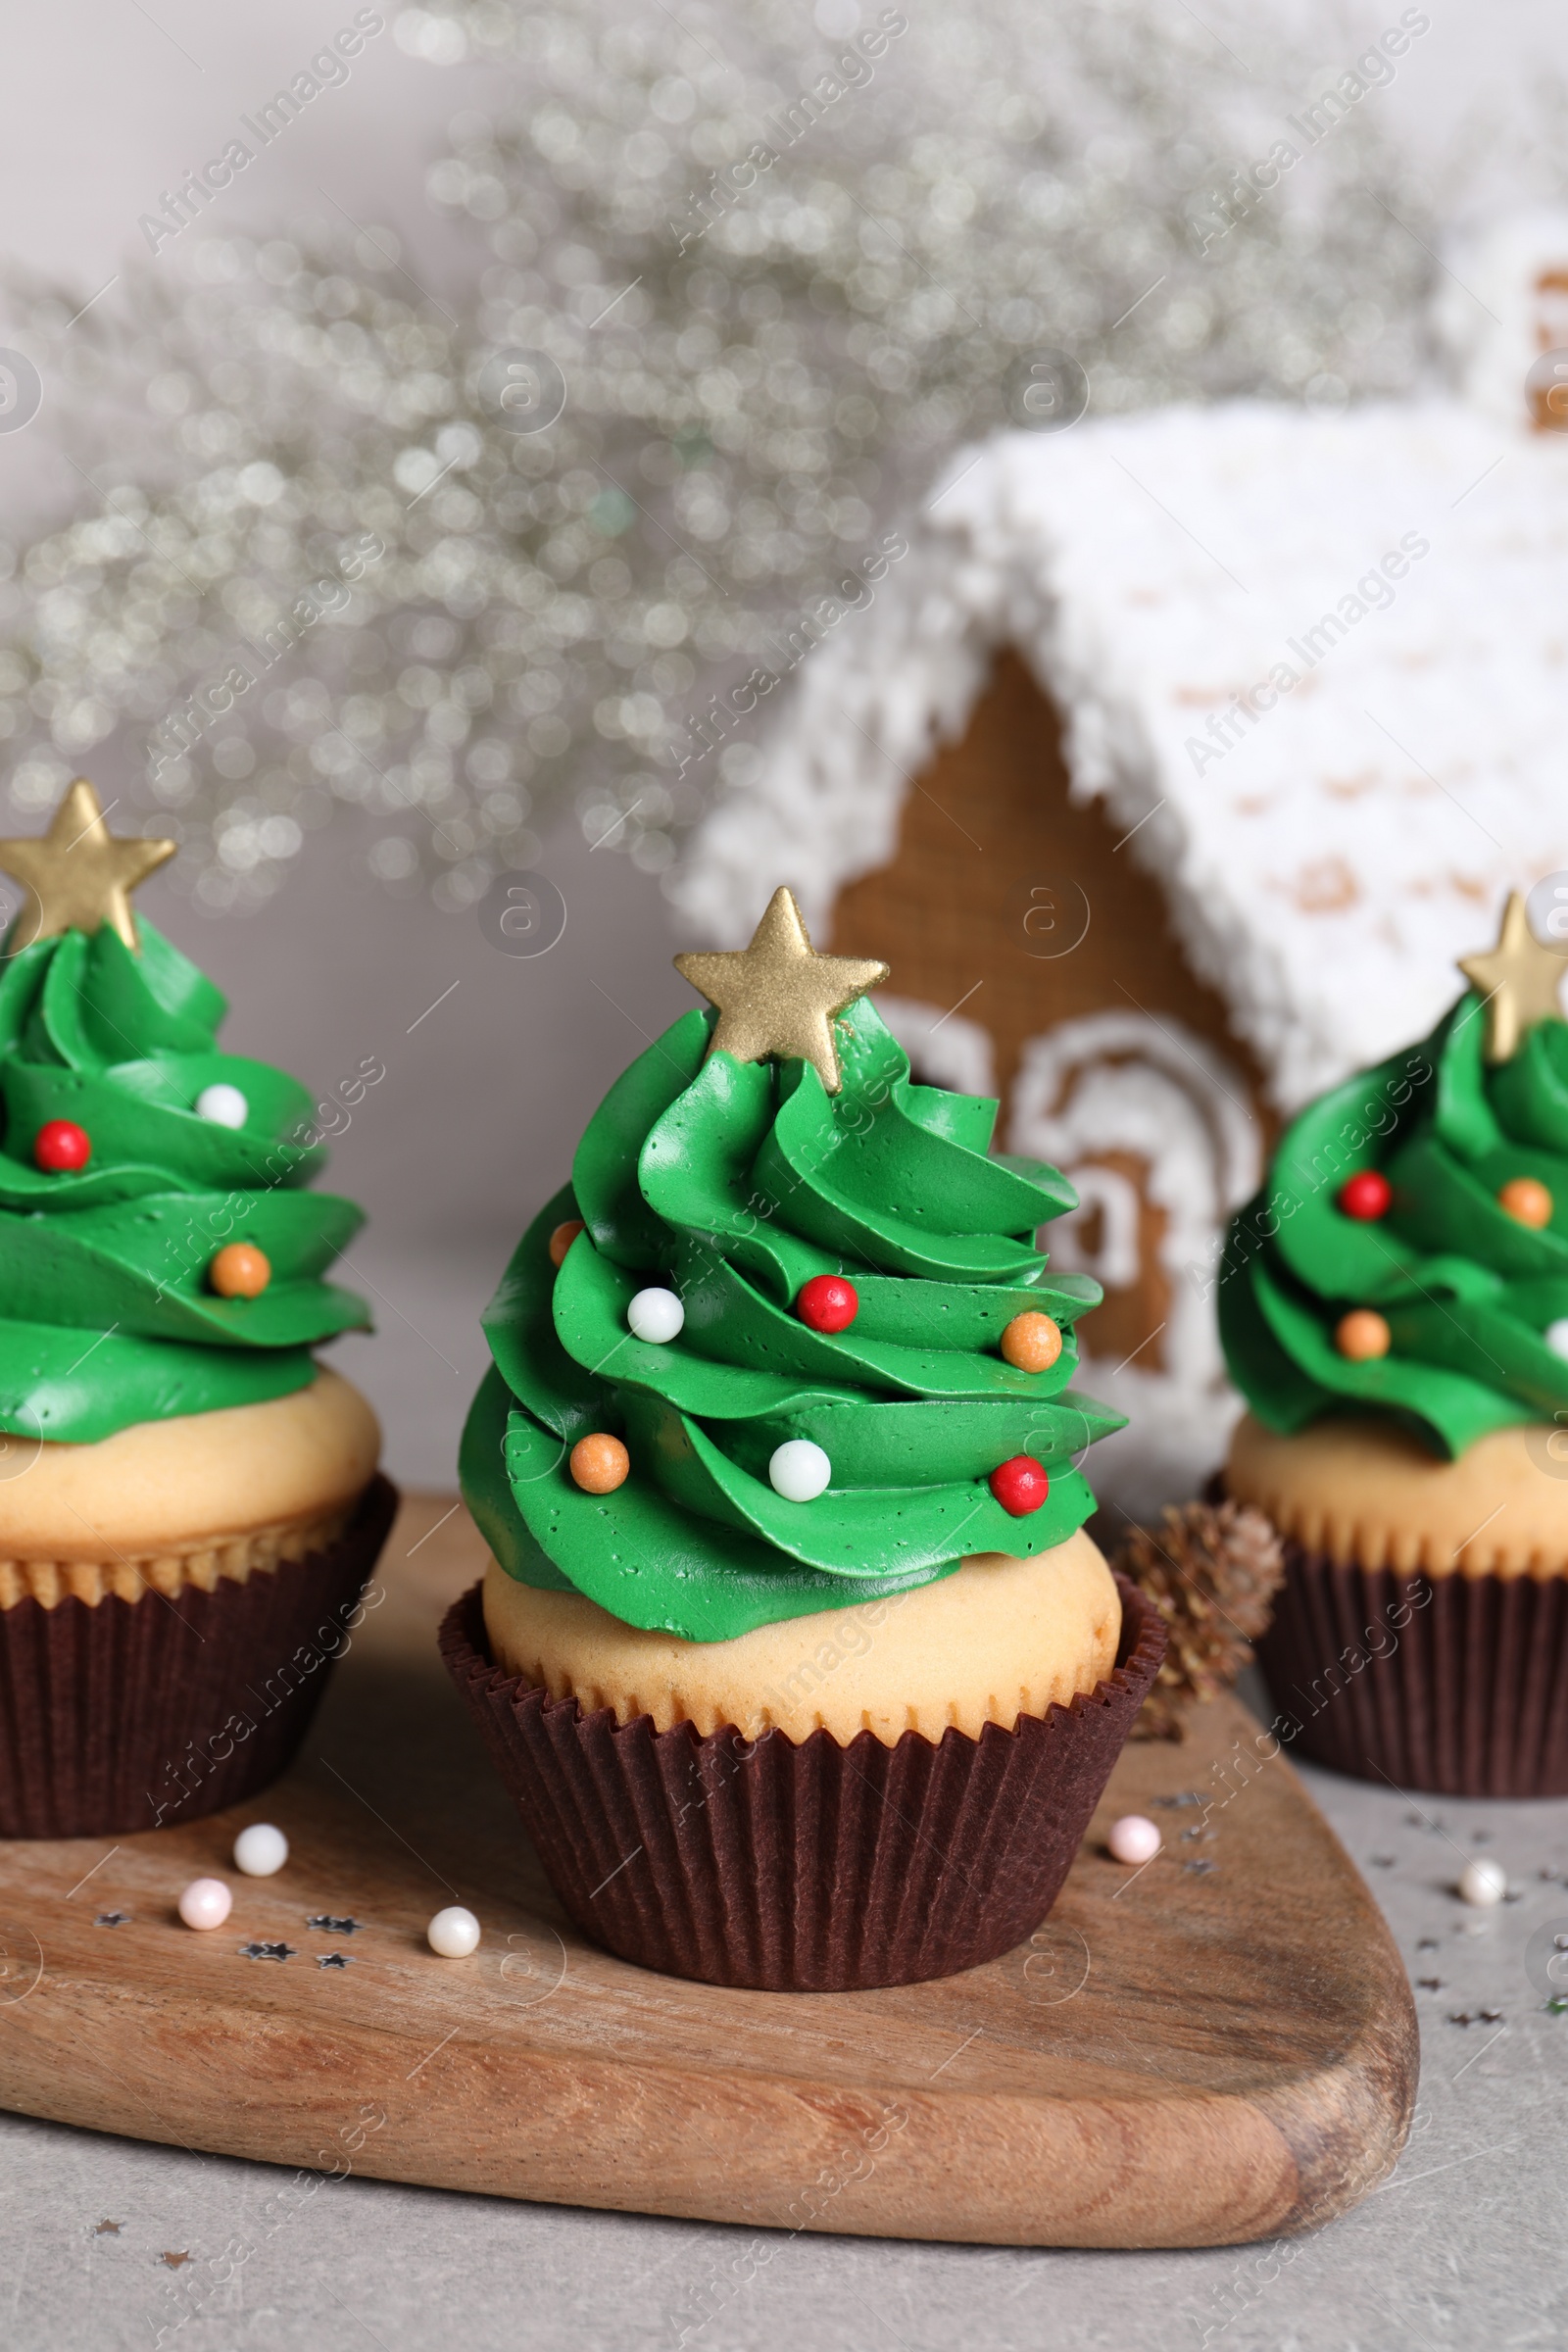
0;916;368;1442
1220;991;1568;1458
463;998;1124;1642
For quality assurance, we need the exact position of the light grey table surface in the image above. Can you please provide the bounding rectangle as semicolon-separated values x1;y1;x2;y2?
3;1663;1561;2352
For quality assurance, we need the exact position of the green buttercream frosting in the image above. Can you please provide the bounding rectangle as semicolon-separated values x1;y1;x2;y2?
0;915;368;1442
1219;991;1568;1459
463;997;1125;1642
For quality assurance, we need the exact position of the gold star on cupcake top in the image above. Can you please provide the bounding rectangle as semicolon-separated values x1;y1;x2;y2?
674;886;890;1095
0;779;175;955
1458;891;1565;1062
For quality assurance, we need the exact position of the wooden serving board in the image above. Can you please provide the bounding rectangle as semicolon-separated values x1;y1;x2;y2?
0;1495;1417;2249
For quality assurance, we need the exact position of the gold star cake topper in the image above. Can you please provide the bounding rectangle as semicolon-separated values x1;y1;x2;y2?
0;779;175;954
1458;892;1566;1062
674;885;890;1094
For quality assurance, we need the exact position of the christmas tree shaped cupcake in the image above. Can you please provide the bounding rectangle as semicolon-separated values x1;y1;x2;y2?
0;781;394;1837
1220;894;1568;1794
444;889;1163;1989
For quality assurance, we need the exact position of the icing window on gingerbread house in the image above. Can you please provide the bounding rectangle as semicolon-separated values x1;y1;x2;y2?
1526;278;1568;430
1437;206;1568;429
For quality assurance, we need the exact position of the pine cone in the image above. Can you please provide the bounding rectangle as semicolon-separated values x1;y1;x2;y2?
1114;1501;1285;1741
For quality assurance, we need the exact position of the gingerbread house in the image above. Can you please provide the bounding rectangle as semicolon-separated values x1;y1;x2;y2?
674;213;1568;1521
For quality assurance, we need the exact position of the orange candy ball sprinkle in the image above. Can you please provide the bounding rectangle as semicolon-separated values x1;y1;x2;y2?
1000;1310;1063;1373
209;1242;271;1299
1336;1309;1391;1362
548;1217;585;1268
569;1433;629;1494
1498;1177;1552;1229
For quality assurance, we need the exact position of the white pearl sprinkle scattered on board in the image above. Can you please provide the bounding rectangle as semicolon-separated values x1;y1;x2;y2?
1107;1815;1161;1866
232;1823;289;1877
626;1287;685;1344
194;1082;249;1128
768;1439;832;1501
178;1878;233;1931
427;1906;481;1958
1546;1318;1568;1360
1458;1857;1507;1907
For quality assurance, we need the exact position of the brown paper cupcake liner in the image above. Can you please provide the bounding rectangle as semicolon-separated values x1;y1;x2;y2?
439;1569;1165;1991
0;1474;398;1838
1256;1537;1568;1798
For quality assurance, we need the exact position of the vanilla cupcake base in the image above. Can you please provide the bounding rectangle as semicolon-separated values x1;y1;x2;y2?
444;1563;1166;1992
1228;1412;1568;1578
0;1510;354;1609
0;1369;380;1576
482;1528;1121;1744
1229;1412;1568;1796
0;1374;394;1838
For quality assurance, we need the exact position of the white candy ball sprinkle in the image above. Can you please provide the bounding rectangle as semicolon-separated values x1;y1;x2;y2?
1546;1318;1568;1361
769;1439;832;1502
232;1823;288;1878
427;1905;481;1958
195;1082;248;1129
1107;1814;1161;1866
627;1286;684;1345
1458;1856;1507;1908
178;1877;233;1932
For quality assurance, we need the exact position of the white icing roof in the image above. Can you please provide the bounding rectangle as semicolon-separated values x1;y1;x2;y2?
674;399;1568;1111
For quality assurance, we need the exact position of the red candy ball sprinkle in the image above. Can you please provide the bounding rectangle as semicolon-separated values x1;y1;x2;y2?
797;1274;859;1334
33;1119;91;1173
989;1455;1051;1517
1338;1170;1392;1221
